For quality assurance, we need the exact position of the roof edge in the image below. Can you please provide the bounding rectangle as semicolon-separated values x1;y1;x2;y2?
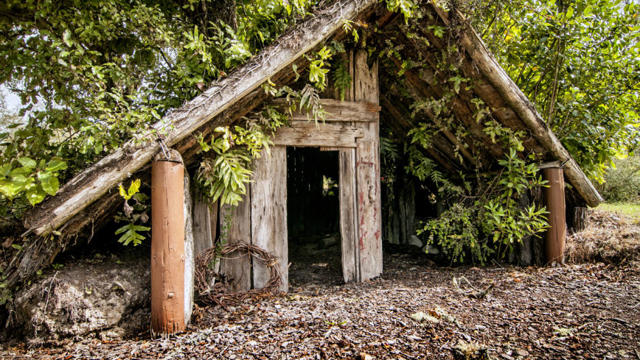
430;2;603;207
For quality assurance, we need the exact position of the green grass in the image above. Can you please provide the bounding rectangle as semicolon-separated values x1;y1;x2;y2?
596;202;640;221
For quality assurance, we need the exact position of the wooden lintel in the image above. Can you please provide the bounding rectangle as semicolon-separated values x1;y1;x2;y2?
273;122;364;148
273;98;380;122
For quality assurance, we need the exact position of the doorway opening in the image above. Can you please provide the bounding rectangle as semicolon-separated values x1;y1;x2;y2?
286;147;342;287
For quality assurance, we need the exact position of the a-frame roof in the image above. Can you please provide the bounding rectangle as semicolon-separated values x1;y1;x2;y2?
23;0;602;240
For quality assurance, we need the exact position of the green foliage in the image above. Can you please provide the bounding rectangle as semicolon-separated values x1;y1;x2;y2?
385;0;417;21
195;104;287;206
196;127;257;206
308;46;333;92
115;179;149;246
0;0;317;225
0;157;67;206
332;60;352;101
118;179;141;201
599;155;640;202
115;223;150;247
410;117;548;264
472;0;640;180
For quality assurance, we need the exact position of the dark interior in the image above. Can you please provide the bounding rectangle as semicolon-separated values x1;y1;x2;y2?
286;147;343;287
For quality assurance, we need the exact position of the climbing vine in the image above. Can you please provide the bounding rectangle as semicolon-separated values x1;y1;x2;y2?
372;1;550;264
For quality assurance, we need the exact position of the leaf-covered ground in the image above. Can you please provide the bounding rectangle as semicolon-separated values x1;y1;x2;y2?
2;258;639;359
2;211;640;359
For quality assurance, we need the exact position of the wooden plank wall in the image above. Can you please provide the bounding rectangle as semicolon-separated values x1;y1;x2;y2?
192;198;218;256
251;146;288;292
219;191;253;292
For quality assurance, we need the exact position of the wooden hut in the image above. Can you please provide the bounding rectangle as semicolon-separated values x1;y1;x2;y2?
9;0;602;331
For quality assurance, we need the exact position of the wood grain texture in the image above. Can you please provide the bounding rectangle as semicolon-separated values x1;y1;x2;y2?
219;191;252;292
151;155;185;334
183;172;194;326
251;146;288;292
273;122;363;148
352;49;383;281
339;149;359;282
273;98;381;122
192;197;218;256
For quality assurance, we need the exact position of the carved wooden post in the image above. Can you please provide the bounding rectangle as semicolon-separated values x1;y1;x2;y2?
541;162;566;265
151;150;186;335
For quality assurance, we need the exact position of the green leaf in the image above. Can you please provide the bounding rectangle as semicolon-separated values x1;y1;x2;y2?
62;29;73;47
18;157;37;169
26;186;46;205
38;172;60;196
0;179;25;198
45;160;67;172
127;179;141;198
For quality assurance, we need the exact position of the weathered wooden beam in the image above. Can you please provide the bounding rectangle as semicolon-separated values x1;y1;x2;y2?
23;0;379;236
273;122;364;148
273;98;381;122
430;2;603;207
351;49;383;281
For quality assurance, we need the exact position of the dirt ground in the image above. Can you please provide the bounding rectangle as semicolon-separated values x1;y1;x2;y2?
2;212;640;359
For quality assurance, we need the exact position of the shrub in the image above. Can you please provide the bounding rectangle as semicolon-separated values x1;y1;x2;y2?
599;156;640;203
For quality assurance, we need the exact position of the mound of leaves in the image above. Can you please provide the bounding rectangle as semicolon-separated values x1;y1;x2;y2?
567;210;640;265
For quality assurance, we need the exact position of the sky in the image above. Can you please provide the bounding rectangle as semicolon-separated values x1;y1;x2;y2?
0;86;20;113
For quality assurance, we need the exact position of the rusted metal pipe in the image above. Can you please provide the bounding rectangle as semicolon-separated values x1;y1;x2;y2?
151;151;185;335
542;164;566;265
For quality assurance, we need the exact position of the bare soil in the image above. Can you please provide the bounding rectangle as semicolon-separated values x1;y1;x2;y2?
2;212;639;359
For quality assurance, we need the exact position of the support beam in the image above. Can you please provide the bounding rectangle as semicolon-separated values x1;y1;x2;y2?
273;122;364;148
151;151;186;335
273;98;381;122
541;164;566;264
352;49;383;281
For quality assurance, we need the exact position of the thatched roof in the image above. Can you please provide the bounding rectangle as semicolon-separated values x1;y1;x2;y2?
6;0;602;289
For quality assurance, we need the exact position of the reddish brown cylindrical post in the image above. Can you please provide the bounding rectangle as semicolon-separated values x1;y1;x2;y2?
151;152;185;335
542;165;566;264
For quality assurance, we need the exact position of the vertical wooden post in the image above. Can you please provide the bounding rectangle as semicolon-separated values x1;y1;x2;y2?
340;148;359;282
183;172;194;326
542;162;566;264
151;151;186;335
353;49;383;280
